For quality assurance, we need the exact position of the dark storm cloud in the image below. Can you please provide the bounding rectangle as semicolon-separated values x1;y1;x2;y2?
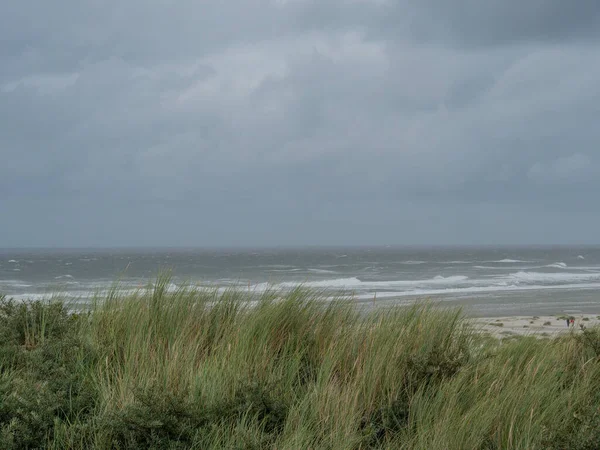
411;0;600;46
1;0;599;246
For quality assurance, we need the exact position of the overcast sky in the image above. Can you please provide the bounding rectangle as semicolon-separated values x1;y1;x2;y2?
2;1;600;247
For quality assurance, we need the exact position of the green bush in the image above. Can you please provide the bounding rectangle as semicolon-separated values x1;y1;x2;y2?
575;327;600;357
100;382;287;449
0;297;97;449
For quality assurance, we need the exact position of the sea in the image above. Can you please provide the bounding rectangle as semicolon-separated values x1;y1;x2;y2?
1;247;600;317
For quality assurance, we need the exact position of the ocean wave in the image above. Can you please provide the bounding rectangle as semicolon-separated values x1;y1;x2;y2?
266;267;338;274
307;268;338;274
502;271;600;284
267;268;303;273
490;259;531;263
400;261;427;265
477;263;600;272
244;270;600;294
0;280;33;288
257;264;296;269
9;272;600;305
546;262;567;269
267;275;471;290
55;275;74;280
352;282;600;300
443;261;473;264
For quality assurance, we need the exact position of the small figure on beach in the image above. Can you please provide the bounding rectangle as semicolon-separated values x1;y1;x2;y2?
570;318;575;328
566;318;570;327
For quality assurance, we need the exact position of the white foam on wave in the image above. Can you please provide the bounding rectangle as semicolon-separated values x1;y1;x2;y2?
258;264;296;269
477;263;600;272
267;268;303;273
271;275;470;290
578;255;585;260
8;260;17;263
9;290;101;302
0;280;33;288
243;268;600;296
165;283;180;293
307;268;338;274
278;277;362;289
546;262;568;269
353;282;600;300
475;265;536;270
503;271;600;284
491;259;530;263
55;274;74;280
400;261;427;265
11;277;600;304
10;293;57;301
443;261;473;264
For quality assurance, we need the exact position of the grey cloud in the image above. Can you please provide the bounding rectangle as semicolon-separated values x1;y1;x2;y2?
405;0;600;47
528;154;597;184
2;1;600;246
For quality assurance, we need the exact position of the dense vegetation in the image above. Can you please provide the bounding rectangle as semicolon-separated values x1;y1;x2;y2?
1;278;600;449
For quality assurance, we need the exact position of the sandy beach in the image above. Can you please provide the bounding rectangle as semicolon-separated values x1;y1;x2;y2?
473;314;600;339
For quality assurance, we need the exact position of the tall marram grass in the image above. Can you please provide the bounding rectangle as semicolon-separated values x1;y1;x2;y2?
1;279;600;449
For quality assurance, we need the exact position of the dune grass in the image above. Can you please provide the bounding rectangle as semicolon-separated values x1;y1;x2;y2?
1;278;600;449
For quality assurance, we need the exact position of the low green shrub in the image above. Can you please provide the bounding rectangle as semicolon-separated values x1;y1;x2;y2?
100;382;287;449
0;297;97;449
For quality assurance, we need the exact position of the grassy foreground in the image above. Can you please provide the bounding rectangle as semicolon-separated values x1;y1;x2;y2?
1;278;600;449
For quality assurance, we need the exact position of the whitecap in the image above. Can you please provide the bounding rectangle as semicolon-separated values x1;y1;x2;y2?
578;255;585;260
278;277;362;289
0;280;32;288
491;259;530;263
259;275;471;291
307;268;338;274
258;264;296;269
55;275;74;280
352;282;600;300
546;262;568;269
443;261;473;264
267;268;303;273
8;260;17;263
503;271;600;284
